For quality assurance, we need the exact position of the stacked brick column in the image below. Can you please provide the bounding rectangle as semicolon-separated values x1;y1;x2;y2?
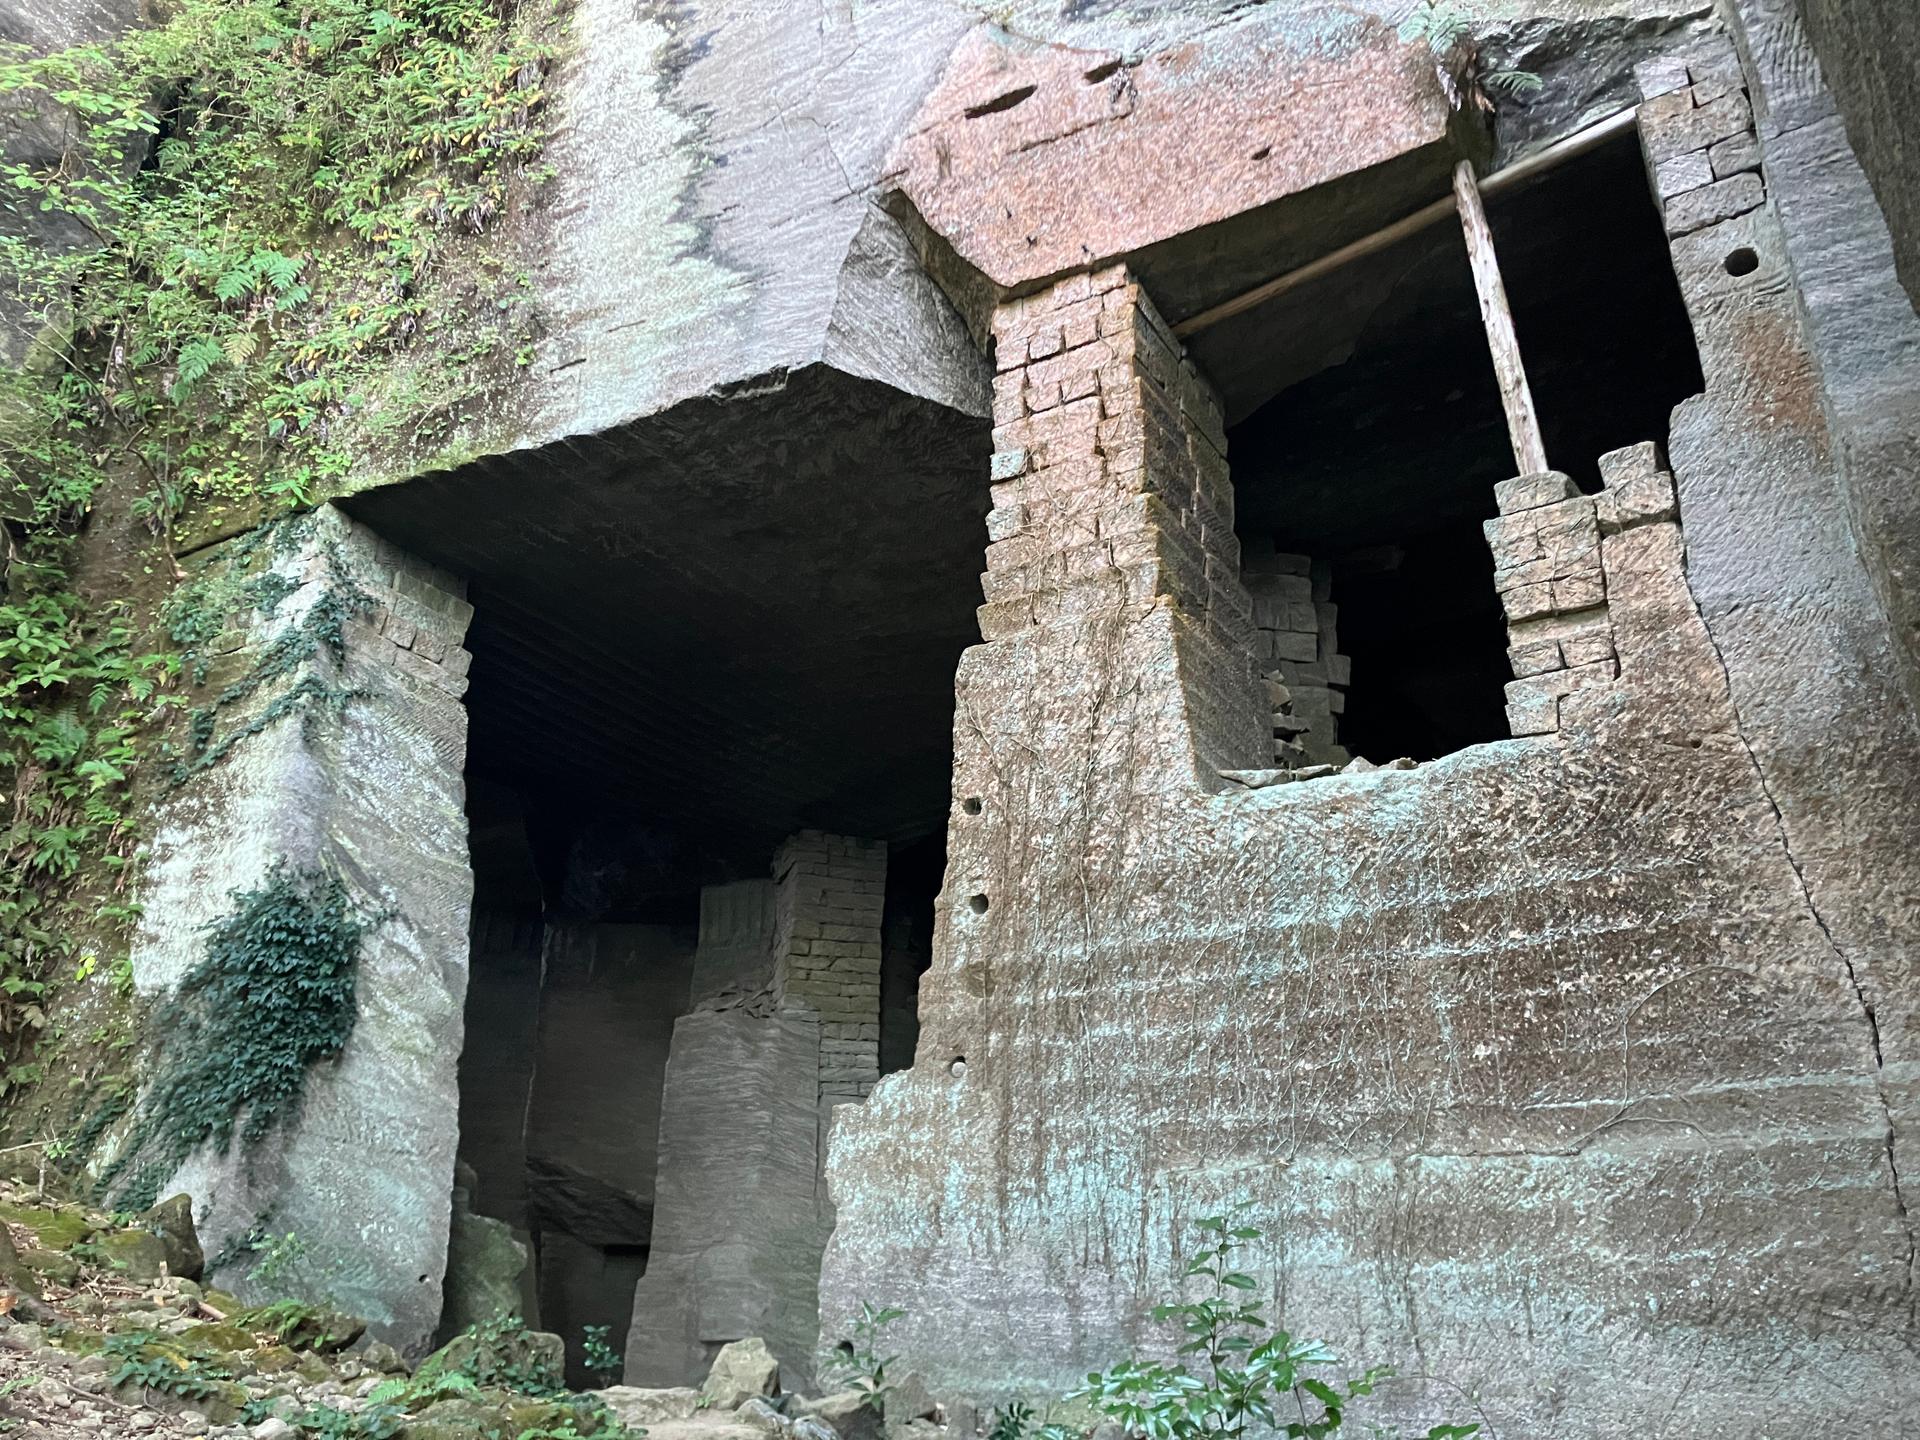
773;831;886;1107
981;266;1254;659
1240;542;1352;766
1492;443;1681;735
1634;38;1767;239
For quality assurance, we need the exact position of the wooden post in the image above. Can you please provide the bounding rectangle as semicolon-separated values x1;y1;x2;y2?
1453;160;1550;476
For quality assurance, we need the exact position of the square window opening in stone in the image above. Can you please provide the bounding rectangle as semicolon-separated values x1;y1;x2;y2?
1221;128;1704;765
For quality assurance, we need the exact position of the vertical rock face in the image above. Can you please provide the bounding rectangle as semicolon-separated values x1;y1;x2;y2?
1785;0;1920;311
121;506;475;1353
822;31;1920;1439
625;1008;825;1388
1722;0;1920;714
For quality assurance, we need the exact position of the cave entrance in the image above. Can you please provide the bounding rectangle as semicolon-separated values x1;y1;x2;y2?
1208;127;1704;765
339;366;985;1386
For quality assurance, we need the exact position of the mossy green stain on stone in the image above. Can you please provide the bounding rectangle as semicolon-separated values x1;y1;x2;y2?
0;1201;94;1251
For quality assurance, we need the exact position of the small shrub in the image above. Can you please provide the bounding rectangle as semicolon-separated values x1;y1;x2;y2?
824;1301;906;1414
1068;1211;1479;1440
581;1323;622;1388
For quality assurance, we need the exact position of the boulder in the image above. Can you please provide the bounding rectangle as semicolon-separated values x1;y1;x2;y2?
361;1340;409;1374
640;1422;772;1440
595;1386;703;1427
701;1337;780;1409
793;1391;882;1440
138;1194;205;1281
18;1247;78;1286
420;1323;565;1392
97;1228;169;1282
738;1396;792;1433
435;1189;531;1340
883;1373;938;1434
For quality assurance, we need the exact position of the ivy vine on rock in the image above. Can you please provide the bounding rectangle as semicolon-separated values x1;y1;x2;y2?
101;860;385;1210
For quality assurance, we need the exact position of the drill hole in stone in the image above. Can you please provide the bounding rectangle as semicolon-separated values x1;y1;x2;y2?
961;796;983;814
1083;60;1122;84
965;84;1037;119
1724;246;1760;277
949;1057;967;1078
967;893;989;915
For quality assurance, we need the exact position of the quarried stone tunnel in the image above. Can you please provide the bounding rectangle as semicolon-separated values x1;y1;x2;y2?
94;5;1920;1435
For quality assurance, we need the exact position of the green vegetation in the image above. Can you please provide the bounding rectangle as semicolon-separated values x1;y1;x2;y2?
854;1213;1480;1440
101;1328;236;1400
1398;2;1543;105
0;0;556;1133
824;1300;906;1415
100;861;378;1209
580;1323;621;1389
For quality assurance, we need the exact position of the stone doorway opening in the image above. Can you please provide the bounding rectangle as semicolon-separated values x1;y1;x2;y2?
1216;129;1705;765
337;366;987;1386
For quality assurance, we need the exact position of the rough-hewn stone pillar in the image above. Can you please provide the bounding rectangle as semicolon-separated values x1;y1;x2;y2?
123;504;473;1353
773;831;886;1109
624;830;882;1389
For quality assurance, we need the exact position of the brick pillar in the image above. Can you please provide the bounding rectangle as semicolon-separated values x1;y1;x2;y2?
773;831;885;1106
979;265;1264;773
1489;445;1684;735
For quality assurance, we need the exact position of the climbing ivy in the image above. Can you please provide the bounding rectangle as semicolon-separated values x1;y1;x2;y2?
102;861;380;1210
0;0;555;1127
165;521;375;781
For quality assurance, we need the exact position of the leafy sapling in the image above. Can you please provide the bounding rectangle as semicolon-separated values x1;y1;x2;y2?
826;1301;906;1414
1070;1210;1480;1440
582;1323;622;1388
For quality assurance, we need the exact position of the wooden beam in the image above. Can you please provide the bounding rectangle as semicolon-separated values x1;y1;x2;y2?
1453;159;1549;475
1172;107;1639;340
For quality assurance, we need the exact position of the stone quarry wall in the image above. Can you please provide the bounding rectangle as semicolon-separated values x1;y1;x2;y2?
1788;0;1920;313
821;40;1920;1438
119;506;475;1352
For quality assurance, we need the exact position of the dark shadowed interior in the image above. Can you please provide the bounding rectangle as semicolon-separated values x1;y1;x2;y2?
344;363;983;1376
1220;130;1705;761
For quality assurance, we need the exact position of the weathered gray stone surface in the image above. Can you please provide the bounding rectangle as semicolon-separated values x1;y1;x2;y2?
626;1009;825;1390
1726;0;1920;714
438;1168;531;1338
118;506;474;1354
593;1386;702;1428
699;1337;781;1409
1787;0;1920;311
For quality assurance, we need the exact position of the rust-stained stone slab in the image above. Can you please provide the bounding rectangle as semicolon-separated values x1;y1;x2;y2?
885;16;1455;296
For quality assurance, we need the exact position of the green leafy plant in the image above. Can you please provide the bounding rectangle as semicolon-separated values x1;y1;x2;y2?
1398;2;1542;107
99;863;380;1209
0;0;559;1123
581;1323;622;1388
825;1301;906;1415
101;1330;233;1400
298;1399;406;1440
1068;1212;1479;1440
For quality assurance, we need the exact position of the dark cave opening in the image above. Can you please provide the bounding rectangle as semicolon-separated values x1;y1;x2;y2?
343;367;986;1384
1223;129;1705;764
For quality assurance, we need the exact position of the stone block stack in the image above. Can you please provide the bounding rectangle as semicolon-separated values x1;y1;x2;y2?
1491;442;1680;735
1240;539;1351;767
981;265;1253;661
1635;37;1767;238
773;831;886;1108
